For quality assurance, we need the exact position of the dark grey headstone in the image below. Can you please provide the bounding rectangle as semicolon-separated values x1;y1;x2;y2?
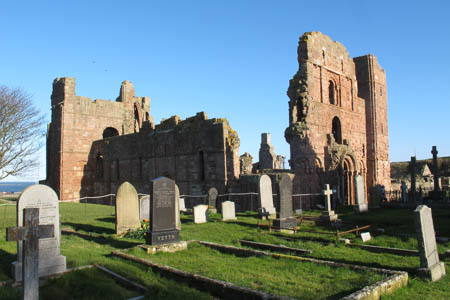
147;177;179;245
208;187;218;209
273;174;296;229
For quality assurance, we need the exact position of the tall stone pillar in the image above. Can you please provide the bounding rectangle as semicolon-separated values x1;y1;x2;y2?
431;146;440;193
410;156;416;202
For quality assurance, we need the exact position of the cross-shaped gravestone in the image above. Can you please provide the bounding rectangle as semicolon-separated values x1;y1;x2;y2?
6;208;54;300
322;184;333;211
431;146;440;193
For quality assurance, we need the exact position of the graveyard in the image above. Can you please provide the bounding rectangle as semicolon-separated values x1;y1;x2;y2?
1;185;449;299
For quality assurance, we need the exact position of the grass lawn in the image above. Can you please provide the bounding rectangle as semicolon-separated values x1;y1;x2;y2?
0;202;449;299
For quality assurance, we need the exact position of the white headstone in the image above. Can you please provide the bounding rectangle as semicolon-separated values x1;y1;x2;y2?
179;197;186;212
258;175;276;215
12;184;66;281
221;201;237;221
414;205;446;281
361;232;371;242
354;175;368;212
193;204;208;224
139;195;150;221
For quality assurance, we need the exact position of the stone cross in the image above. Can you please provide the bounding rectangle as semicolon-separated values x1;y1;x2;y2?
7;208;55;300
322;184;333;211
431;146;440;193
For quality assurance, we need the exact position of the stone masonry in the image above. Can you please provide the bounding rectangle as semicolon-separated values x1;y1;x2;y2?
45;78;240;201
285;32;391;207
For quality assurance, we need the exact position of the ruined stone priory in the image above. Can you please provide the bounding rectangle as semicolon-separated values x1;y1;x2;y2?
284;32;391;206
44;78;240;201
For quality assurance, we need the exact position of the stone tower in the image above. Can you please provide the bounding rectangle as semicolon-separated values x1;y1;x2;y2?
285;32;390;207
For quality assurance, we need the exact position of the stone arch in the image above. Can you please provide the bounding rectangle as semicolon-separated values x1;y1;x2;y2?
340;155;356;205
332;116;342;144
103;127;119;139
328;80;336;105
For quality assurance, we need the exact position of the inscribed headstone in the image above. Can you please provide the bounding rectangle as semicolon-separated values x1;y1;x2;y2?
258;175;276;216
175;184;181;230
414;205;446;281
148;177;179;245
354;175;368;212
193;204;208;224
116;182;140;235
12;184;66;281
221;201;237;221
273;174;296;229
139;195;150;221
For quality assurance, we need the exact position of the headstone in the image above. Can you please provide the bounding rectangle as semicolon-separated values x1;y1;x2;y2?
258;175;276;218
409;156;417;202
179;197;186;212
273;174;296;229
361;232;371;242
320;184;338;223
221;201;237;221
401;181;408;203
354;175;368;212
208;187;218;213
139;195;150;221
147;177;180;245
11;184;66;281
414;205;446;281
175;184;181;230
7;208;55;300
193;204;208;224
116;182;140;235
431;146;440;193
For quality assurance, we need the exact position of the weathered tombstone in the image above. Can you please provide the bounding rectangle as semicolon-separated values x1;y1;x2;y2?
208;187;218;213
139;195;150;221
401;181;408;203
354;175;368;212
179;197;186;212
116;182;140;235
221;201;237;221
175;184;181;230
193;204;208;224
361;232;371;242
320;184;338;224
414;205;446;281
12;184;66;281
273;174;296;230
258;175;276;218
147;177;180;245
7;208;55;300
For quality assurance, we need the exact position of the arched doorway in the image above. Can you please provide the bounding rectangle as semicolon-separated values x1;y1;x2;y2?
103;127;119;139
341;156;356;205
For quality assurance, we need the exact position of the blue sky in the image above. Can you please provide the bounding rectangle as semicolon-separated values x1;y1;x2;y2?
1;1;449;181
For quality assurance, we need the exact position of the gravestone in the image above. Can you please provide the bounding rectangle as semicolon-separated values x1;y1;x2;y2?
273;174;296;230
208;187;218;213
175;184;181;230
193;204;208;224
179;197;186;212
7;208;55;300
147;177;180;245
401;181;408;203
116;182;140;235
320;184;338;224
414;205;446;281
354;175;368;212
12;184;66;281
258;175;276;218
361;232;371;242
139;195;150;221
409;156;417;202
221;201;237;221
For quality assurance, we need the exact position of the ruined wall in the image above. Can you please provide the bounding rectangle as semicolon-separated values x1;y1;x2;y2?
87;113;239;197
47;77;149;201
285;32;387;207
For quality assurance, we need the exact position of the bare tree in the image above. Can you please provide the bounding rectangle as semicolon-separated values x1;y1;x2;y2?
0;85;45;180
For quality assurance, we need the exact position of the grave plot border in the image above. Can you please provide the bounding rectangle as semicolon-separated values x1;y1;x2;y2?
113;240;408;299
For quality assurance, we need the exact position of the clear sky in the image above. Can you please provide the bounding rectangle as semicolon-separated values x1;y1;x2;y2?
1;0;449;182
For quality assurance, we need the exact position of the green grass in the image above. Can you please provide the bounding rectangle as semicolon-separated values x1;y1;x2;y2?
126;242;385;299
0;203;449;299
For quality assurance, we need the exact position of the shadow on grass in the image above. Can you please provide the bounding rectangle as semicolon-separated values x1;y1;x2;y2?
62;229;141;249
96;217;116;224
0;248;15;281
62;222;115;235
